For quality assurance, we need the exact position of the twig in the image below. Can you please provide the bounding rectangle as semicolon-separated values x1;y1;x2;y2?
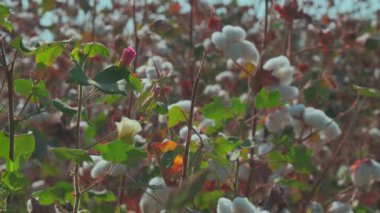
188;0;194;85
182;52;207;182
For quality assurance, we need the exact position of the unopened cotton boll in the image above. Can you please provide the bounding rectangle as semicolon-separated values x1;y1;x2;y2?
139;177;171;213
277;85;299;101
327;201;353;213
222;25;246;41
303;108;330;131
217;197;233;213
115;116;142;140
232;197;258;213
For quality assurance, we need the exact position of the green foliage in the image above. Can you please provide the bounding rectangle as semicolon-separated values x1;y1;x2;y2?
67;65;91;85
51;147;93;165
0;131;35;169
35;43;64;67
11;36;33;53
278;178;310;191
194;190;223;210
33;181;73;205
41;0;55;13
202;98;247;124
0;4;12;32
14;79;33;97
168;106;187;127
254;88;282;110
1;171;27;192
287;146;313;174
353;85;380;97
151;101;168;114
52;98;78;115
95;140;146;166
83;42;110;58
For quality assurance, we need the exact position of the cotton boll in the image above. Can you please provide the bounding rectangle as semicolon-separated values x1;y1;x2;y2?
198;0;212;13
179;126;189;140
288;104;305;118
134;134;147;144
191;133;207;142
211;31;227;50
140;177;172;213
91;160;112;179
308;201;324;213
323;121;342;140
351;160;372;190
232;197;258;213
277;85;299;101
218;90;230;102
369;127;380;139
216;71;235;82
240;40;259;63
240;93;249;102
265;108;293;134
204;84;222;96
222;25;246;41
217;197;233;213
146;66;158;80
199;118;216;130
258;143;274;155
272;66;294;85
327;201;353;213
224;42;243;60
160;61;174;76
263;56;291;72
158;114;167;124
303;108;330;131
238;163;250;181
169;100;192;112
370;159;380;180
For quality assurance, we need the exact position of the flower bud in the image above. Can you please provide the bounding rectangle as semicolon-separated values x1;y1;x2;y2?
115;116;142;140
120;46;136;67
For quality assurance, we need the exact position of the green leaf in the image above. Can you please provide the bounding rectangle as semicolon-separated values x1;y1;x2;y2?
33;181;72;205
0;19;12;32
230;97;247;116
151;101;168;114
167;170;209;210
1;171;27;192
254;88;282;110
194;190;223;210
51;148;93;165
287;146;313;174
94;66;128;83
127;74;142;92
34;81;49;101
53;98;78;115
67;65;90;85
278;178;310;191
213;137;241;157
202;98;232;123
87;190;116;203
79;0;92;13
267;150;288;171
83;42;110;58
71;47;83;62
94;140;146;166
0;4;11;19
0;131;35;163
35;43;63;67
41;0;55;13
14;79;33;97
161;145;185;168
168;106;187;128
304;81;330;104
353;85;380;97
11;36;33;53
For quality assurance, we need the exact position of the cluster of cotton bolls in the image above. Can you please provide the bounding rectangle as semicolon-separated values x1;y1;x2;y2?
211;25;260;62
136;56;174;91
139;177;172;213
217;197;269;213
350;158;380;191
80;155;127;179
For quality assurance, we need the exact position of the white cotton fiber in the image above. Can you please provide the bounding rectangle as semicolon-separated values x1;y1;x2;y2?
211;32;227;50
222;25;246;41
204;84;222;96
232;197;258;213
288;104;305;118
371;159;380;180
169;100;192;112
139;177;171;213
217;197;233;213
179;126;189;140
277;85;299;101
272;65;294;85
216;71;235;82
328;201;353;213
91;160;112;179
263;56;290;72
323;121;342;140
369;127;380;139
240;40;259;63
351;162;372;190
224;42;243;60
303;108;330;131
146;66;158;80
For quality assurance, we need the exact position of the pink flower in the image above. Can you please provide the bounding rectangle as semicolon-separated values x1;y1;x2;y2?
119;47;136;67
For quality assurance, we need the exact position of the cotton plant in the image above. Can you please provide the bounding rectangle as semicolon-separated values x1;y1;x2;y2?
139;177;173;213
350;158;380;191
217;197;269;213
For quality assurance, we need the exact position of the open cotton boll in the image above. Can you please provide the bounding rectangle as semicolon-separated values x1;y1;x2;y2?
265;108;293;134
271;65;294;85
211;31;227;50
263;56;291;73
277;85;299;101
288;104;305;118
146;66;158;80
303;108;330;131
216;71;235;82
139;177;171;213
91;160;112;179
371;159;380;180
369;127;380;139
158;114;167;124
169;100;192;112
327;201;353;213
240;40;259;63
191;133;207;142
222;25;246;41
232;197;258;213
217;197;233;213
323;121;342;140
80;155;103;176
179;126;189;140
224;41;243;60
199;118;216;130
134;134;147;144
351;161;373;190
203;84;222;96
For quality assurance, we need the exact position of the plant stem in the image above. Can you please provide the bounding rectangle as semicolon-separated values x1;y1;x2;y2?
73;85;84;213
189;0;194;85
182;52;207;183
